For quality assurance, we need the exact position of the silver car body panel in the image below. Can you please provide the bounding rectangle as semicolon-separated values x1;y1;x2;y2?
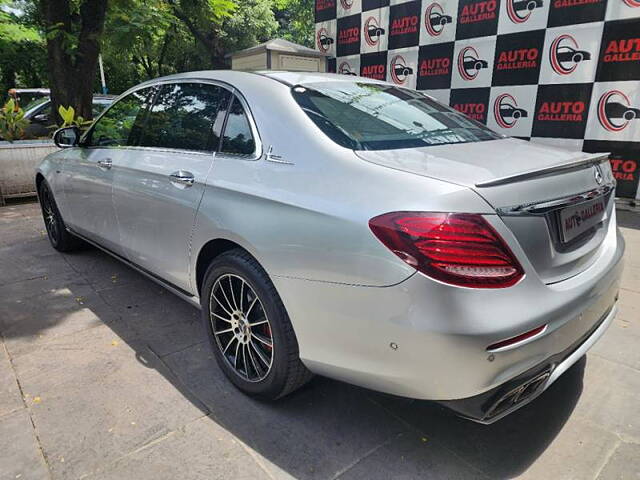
36;70;624;409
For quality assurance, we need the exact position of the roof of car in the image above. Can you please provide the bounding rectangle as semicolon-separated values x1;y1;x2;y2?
118;70;390;100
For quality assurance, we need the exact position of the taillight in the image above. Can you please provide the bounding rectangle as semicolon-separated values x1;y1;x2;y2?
369;212;524;288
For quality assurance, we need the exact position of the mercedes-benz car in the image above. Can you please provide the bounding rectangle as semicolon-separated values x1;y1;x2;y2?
36;71;624;424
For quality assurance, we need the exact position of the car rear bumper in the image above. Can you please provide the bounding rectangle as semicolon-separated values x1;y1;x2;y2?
438;301;617;424
272;222;624;409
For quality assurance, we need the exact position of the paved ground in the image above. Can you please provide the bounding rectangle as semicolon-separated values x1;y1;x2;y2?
0;201;639;480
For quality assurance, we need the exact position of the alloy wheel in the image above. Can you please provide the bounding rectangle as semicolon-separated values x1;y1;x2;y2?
209;274;274;382
41;187;59;243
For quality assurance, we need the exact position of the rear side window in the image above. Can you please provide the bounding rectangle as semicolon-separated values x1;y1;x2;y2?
87;89;151;147
220;96;256;156
138;83;229;152
292;82;502;151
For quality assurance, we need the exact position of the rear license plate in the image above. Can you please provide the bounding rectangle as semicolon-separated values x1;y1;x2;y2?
559;196;606;243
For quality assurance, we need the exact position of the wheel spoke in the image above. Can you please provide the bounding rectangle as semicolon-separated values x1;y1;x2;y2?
219;281;236;315
252;332;273;348
215;327;234;335
228;276;239;311
234;341;241;369
249;318;268;327
250;341;270;367
247;344;262;377
222;335;237;355
211;311;233;324
245;296;258;318
212;291;234;317
241;344;249;378
239;280;245;312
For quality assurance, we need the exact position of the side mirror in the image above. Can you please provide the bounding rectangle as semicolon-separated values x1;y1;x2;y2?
53;126;80;148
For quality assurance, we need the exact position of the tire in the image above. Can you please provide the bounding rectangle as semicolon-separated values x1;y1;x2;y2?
201;249;313;400
38;181;83;252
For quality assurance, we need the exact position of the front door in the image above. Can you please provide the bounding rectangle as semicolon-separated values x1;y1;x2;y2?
112;82;230;292
62;88;152;253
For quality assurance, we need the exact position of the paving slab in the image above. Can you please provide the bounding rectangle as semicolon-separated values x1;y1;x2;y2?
597;441;640;480
10;325;207;479
1;202;640;480
0;342;22;417
84;415;272;480
1;284;129;359
572;354;640;443
0;408;49;480
0;238;75;286
369;357;590;479
516;417;620;480
336;432;487;480
60;249;147;290
163;342;408;480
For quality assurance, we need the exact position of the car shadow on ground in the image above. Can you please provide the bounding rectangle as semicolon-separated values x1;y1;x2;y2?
1;239;585;479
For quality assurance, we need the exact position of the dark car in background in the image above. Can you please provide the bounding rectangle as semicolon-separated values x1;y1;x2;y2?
22;96;114;139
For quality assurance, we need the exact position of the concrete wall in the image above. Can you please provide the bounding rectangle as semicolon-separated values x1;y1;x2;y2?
0;141;58;203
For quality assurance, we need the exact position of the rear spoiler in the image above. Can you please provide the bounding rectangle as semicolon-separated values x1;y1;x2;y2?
475;154;610;188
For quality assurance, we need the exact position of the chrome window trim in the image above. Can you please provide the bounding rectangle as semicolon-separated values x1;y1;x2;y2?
217;88;263;162
80;77;263;160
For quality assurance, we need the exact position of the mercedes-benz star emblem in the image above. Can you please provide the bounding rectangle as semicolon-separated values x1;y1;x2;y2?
594;164;604;185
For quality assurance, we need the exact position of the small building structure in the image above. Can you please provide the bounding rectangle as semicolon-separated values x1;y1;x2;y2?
228;39;327;72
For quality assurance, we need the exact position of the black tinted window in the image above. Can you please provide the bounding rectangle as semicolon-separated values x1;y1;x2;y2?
220;97;255;155
138;83;228;152
88;89;150;147
292;82;502;151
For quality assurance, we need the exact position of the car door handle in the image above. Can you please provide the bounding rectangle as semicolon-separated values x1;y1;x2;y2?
169;171;195;187
97;158;112;169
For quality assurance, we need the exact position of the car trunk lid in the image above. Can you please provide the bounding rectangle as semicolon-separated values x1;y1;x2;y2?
355;138;615;284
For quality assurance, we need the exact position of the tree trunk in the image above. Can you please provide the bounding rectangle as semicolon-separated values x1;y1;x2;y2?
41;0;108;124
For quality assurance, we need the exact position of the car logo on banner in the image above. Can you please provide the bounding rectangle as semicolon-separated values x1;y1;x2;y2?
425;3;453;36
338;61;358;75
457;46;488;80
506;0;543;23
316;28;334;53
549;34;591;75
597;90;640;132
494;93;528;128
622;0;640;6
390;55;414;84
364;17;385;46
340;0;353;9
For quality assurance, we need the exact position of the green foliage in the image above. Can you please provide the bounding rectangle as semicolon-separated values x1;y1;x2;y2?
3;0;318;98
0;0;46;97
57;105;92;129
274;0;314;47
0;98;29;142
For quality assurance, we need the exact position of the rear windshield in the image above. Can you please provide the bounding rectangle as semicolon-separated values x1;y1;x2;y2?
292;82;502;151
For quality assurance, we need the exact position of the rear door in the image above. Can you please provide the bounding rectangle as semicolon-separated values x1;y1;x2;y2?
112;81;230;292
62;88;152;253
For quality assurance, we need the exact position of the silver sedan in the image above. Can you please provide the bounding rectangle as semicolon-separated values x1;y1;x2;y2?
36;71;624;423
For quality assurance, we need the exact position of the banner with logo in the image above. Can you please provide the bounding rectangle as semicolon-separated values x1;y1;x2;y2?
315;0;640;199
